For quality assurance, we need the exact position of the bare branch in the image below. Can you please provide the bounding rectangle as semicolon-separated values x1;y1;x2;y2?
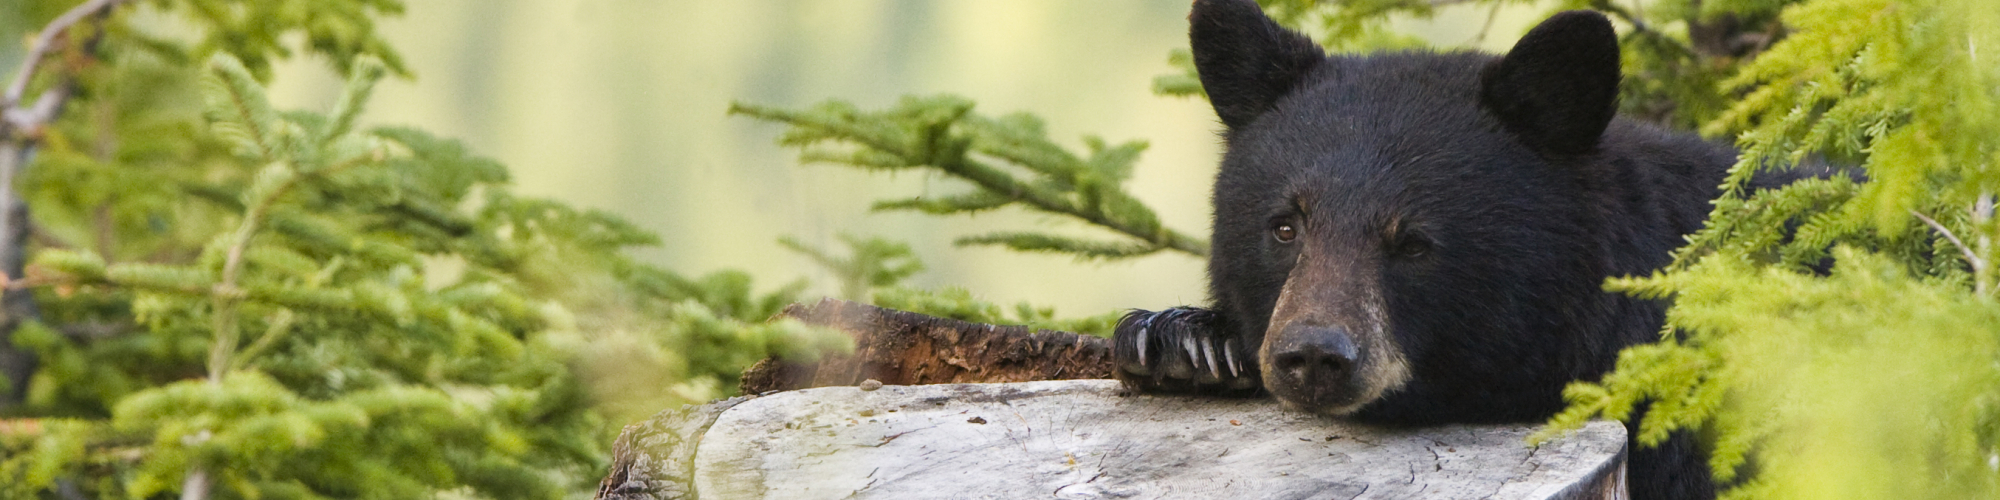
1978;194;1994;295
0;0;134;411
1;0;134;244
1912;209;1987;295
1470;1;1504;46
179;463;210;500
1589;0;1655;34
1;0;133;116
1589;0;1705;63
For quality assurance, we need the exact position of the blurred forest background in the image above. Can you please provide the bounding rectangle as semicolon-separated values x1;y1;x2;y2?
0;2;1563;497
5;0;1994;498
237;1;1542;316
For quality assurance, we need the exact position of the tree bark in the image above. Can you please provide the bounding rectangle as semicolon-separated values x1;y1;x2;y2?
738;298;1116;395
0;201;37;407
0;0;135;410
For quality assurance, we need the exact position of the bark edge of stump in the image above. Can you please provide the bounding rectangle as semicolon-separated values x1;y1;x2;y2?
737;297;1117;394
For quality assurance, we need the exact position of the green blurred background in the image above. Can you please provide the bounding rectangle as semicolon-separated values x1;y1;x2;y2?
254;0;1539;318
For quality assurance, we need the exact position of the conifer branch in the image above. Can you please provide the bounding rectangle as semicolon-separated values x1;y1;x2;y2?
1574;2;2000;495
733;97;1209;261
0;3;647;497
20;255;529;332
778;234;923;302
954;232;1166;260
205;153;379;382
202;54;385;384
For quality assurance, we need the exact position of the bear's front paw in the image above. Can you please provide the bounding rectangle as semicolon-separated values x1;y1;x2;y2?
1112;307;1262;395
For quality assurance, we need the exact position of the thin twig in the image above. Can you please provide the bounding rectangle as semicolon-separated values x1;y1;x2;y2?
1;0;132;118
1978;194;1995;295
1912;209;1987;295
1;0;132;262
229;309;295;372
1912;210;1979;267
1593;0;1700;60
179;466;210;500
1589;0;1654;34
1470;1;1504;47
93;202;116;262
208;155;376;383
209;168;292;382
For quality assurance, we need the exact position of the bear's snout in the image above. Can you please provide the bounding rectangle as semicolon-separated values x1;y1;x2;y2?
1264;323;1364;410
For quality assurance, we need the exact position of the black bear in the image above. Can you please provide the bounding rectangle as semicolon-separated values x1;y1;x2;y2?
1112;1;1731;499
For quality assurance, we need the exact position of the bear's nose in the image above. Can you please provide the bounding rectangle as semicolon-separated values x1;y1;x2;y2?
1270;324;1360;396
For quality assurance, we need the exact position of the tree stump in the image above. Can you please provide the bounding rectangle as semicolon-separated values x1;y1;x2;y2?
739;298;1117;393
596;380;1627;500
602;301;1627;499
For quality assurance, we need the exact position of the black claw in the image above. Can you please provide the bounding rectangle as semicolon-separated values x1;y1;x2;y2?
1112;307;1262;396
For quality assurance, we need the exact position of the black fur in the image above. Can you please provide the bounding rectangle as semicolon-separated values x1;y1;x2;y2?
1188;0;1324;130
1482;11;1623;156
1113;2;1733;499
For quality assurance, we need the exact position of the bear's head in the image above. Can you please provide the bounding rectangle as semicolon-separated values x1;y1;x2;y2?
1192;0;1627;421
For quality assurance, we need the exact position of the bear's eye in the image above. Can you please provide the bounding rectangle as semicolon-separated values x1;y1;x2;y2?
1391;234;1431;258
1272;223;1298;243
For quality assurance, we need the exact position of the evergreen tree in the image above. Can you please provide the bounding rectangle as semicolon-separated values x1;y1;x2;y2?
1534;1;2000;498
0;1;845;497
733;96;1208;261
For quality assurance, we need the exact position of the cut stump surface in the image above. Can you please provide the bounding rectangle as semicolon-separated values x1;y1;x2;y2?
597;380;1627;500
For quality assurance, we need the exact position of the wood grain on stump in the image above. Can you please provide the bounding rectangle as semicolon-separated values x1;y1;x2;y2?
597;380;1627;500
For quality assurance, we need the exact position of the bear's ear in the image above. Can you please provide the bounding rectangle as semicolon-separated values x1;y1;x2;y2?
1481;11;1621;156
1191;0;1324;130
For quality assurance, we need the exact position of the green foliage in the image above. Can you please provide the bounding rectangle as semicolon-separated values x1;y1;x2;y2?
1558;249;2000;498
166;0;413;80
9;0;409;85
1254;0;1481;51
732;95;1208;261
778;233;922;303
1150;48;1205;99
5;50;606;498
1535;1;2000;498
0;2;849;495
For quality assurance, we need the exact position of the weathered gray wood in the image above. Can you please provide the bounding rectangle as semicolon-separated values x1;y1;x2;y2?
594;397;752;500
598;380;1626;499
